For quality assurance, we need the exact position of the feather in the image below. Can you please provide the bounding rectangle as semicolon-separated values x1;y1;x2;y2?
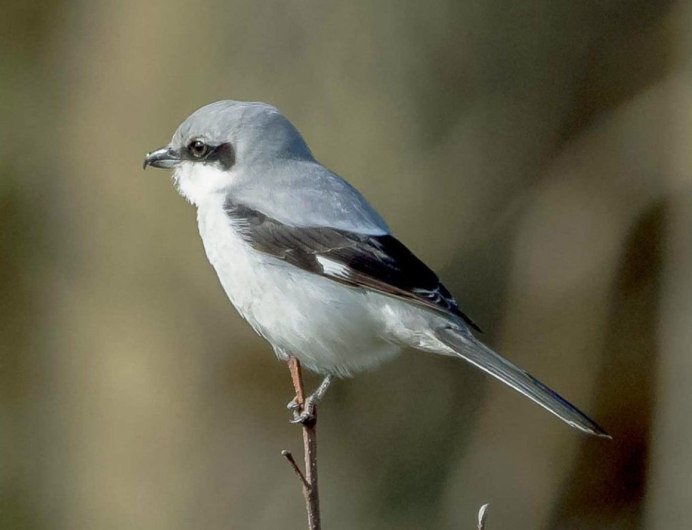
225;200;481;331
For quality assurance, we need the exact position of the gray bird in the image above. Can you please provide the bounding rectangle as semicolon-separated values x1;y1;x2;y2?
144;100;608;437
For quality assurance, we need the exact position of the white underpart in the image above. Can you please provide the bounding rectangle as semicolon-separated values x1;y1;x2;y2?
194;193;455;376
173;162;456;375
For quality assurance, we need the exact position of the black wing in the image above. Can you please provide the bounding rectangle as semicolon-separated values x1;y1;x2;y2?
225;200;481;331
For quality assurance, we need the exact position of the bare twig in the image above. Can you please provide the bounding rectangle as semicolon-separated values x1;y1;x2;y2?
281;356;321;530
281;450;310;490
477;503;490;530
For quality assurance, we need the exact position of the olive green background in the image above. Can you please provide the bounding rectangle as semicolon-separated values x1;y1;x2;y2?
2;1;691;528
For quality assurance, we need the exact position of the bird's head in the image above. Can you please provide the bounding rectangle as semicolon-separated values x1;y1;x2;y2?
143;100;312;205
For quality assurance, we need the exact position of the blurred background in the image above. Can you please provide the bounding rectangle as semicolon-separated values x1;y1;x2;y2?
2;1;691;528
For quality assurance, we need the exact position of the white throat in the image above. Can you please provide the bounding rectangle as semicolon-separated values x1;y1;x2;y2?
173;161;233;206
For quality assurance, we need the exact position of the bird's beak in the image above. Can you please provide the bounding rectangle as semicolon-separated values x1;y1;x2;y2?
143;146;181;170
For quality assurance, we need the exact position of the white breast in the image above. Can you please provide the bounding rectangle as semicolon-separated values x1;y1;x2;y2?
195;197;404;376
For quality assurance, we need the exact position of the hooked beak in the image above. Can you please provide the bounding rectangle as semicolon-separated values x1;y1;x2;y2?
143;146;181;170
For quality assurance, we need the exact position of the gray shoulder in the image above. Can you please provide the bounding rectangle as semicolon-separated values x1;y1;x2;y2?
231;160;390;235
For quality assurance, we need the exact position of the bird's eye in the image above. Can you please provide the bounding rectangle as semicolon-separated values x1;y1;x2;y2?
188;139;210;158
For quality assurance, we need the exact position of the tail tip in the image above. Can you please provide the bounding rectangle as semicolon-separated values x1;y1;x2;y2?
576;420;612;439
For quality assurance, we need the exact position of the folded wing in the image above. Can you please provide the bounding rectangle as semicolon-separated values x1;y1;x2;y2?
225;200;480;331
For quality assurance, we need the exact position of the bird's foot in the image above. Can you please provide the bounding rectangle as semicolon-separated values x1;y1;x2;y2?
286;375;333;425
290;401;316;425
286;396;315;425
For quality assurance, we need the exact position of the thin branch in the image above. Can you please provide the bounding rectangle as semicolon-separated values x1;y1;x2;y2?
283;356;321;530
477;503;490;530
281;450;309;490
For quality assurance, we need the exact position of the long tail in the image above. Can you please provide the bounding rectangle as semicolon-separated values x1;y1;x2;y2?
435;326;609;438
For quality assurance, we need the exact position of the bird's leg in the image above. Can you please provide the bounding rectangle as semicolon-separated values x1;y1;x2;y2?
288;375;333;425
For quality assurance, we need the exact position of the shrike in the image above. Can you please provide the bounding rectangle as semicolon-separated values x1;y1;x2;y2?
144;100;607;437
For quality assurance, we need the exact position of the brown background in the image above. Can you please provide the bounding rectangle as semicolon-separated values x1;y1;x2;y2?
2;1;691;528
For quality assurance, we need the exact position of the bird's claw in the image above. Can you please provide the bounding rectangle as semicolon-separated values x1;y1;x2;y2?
286;375;332;425
286;396;301;411
289;397;316;425
290;407;316;425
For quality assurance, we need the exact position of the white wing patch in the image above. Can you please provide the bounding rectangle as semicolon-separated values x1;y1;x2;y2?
316;255;351;278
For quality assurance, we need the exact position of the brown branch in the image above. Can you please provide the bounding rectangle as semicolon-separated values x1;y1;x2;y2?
282;356;321;530
281;450;309;490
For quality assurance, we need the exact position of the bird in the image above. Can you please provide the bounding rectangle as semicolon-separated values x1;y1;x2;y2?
143;100;608;437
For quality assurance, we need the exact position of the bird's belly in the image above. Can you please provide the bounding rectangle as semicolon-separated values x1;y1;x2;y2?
198;207;400;376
